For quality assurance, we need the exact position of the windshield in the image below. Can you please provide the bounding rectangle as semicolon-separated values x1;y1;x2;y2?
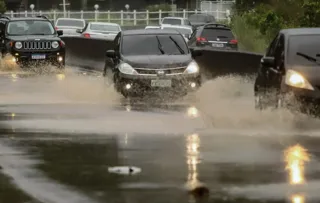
7;20;55;35
202;28;234;41
90;24;120;32
287;35;320;66
56;19;85;28
121;34;189;56
189;15;206;23
162;27;192;36
162;18;182;25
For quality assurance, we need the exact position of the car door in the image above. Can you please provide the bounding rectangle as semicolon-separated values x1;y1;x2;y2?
255;34;280;90
104;33;120;79
187;28;198;47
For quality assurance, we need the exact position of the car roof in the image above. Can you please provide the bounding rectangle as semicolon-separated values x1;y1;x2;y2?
281;28;320;36
161;25;192;30
163;17;185;20
56;18;85;21
9;17;47;21
89;22;119;26
122;29;180;35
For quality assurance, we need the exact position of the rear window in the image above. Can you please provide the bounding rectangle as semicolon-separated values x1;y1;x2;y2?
90;24;120;32
189;15;207;23
56;19;85;28
201;28;234;41
162;18;182;25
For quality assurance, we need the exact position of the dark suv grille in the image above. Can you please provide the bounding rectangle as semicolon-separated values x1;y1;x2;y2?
23;41;52;50
135;67;186;75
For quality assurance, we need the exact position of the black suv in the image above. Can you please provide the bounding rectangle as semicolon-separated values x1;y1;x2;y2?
188;23;238;51
0;15;65;69
104;29;202;98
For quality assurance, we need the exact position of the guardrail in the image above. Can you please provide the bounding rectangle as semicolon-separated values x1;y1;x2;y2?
61;36;263;78
5;9;231;26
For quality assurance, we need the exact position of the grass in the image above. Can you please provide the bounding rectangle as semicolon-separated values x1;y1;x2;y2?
231;16;268;53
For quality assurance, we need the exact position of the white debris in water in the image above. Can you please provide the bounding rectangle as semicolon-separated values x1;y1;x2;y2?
108;166;142;175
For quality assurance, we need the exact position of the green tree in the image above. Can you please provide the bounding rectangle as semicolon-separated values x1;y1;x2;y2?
300;0;320;27
0;0;6;14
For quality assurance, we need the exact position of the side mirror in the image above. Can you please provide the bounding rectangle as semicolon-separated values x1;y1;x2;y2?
261;56;275;67
57;30;63;36
106;50;115;58
190;48;202;58
76;29;82;34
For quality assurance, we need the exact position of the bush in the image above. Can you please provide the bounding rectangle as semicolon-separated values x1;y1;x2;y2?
0;0;6;14
231;15;268;53
146;4;171;12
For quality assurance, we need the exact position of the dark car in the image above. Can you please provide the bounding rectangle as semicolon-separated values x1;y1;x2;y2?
0;15;65;69
188;23;238;51
188;13;216;30
103;29;202;98
254;28;320;113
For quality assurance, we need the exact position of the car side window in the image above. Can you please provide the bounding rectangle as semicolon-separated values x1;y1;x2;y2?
114;33;121;53
274;34;285;67
0;20;5;36
266;34;280;56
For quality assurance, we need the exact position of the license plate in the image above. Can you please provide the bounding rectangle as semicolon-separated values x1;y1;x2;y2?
212;43;224;47
32;54;46;59
151;79;172;87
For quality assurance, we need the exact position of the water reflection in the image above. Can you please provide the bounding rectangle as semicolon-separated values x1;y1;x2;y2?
187;106;199;118
11;73;18;82
285;144;309;203
291;194;305;203
284;144;310;185
186;133;201;190
56;73;65;81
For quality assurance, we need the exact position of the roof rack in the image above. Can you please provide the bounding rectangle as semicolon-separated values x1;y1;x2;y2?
0;16;10;20
36;15;49;20
203;23;229;28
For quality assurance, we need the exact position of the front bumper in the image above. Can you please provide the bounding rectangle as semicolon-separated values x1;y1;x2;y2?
10;51;65;67
116;72;201;96
281;83;320;112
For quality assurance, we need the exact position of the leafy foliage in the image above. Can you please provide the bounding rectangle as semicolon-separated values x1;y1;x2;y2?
0;0;6;14
231;0;320;52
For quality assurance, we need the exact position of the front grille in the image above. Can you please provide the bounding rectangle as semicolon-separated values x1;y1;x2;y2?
23;41;52;50
135;67;186;75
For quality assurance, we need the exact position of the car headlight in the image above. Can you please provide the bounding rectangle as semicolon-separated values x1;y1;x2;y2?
184;61;199;74
119;63;138;75
15;42;22;49
285;69;314;90
52;41;59;49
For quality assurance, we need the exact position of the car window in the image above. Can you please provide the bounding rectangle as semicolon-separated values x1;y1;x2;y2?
90;24;120;32
7;20;55;35
201;28;234;41
162;18;182;25
56;19;85;28
121;34;189;56
287;34;320;66
266;34;280;56
189;15;206;23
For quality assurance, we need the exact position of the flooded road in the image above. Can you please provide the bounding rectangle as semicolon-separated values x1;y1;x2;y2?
1;66;320;203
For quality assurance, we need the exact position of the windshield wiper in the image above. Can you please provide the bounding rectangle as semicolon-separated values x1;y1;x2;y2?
296;52;320;64
156;36;165;55
169;36;185;54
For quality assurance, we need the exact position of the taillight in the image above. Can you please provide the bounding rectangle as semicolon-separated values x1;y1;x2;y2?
83;33;90;38
55;26;58;30
59;41;65;46
196;37;207;42
230;39;238;44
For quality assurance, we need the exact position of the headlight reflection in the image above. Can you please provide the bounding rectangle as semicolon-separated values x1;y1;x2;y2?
186;133;201;190
187;106;199;118
56;73;65;81
284;144;310;185
291;194;305;203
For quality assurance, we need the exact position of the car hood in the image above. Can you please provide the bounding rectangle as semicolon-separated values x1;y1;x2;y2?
122;55;192;69
7;35;61;41
289;64;320;86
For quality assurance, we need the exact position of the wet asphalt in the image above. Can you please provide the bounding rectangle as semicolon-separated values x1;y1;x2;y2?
0;66;320;203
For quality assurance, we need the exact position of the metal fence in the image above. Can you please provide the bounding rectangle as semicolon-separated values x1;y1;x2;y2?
4;9;232;26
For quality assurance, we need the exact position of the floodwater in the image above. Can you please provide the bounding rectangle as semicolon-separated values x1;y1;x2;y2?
1;63;320;203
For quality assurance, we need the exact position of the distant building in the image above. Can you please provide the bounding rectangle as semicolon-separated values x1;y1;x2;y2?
5;0;199;11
